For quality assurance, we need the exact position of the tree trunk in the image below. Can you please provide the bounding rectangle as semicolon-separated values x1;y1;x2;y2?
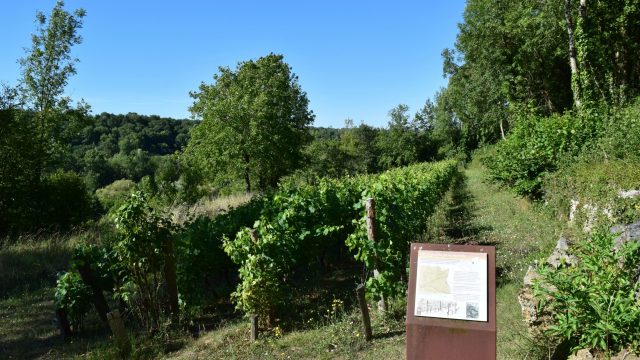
564;0;582;108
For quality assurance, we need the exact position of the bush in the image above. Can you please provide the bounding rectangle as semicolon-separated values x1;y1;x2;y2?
95;179;136;211
54;271;92;330
175;197;263;308
534;229;640;356
599;99;640;159
41;170;98;230
113;191;176;332
485;109;603;197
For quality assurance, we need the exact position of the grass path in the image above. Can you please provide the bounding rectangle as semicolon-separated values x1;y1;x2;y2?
448;161;561;359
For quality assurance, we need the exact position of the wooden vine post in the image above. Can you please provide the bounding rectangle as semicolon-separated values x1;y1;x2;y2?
76;261;110;323
355;284;373;341
55;308;72;338
164;238;179;319
250;314;259;342
107;309;131;357
366;198;386;312
248;229;265;337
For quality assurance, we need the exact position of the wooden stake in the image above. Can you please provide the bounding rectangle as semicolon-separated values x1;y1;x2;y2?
366;198;386;312
107;310;131;357
356;284;373;341
76;263;110;323
250;314;258;341
55;308;72;338
164;239;179;319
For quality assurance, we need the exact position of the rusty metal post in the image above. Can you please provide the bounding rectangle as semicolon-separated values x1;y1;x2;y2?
355;284;373;341
366;198;386;312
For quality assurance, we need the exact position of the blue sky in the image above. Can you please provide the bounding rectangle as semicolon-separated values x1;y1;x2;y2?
1;1;466;128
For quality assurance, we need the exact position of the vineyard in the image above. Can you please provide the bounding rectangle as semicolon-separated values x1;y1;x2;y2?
225;160;458;321
50;160;458;343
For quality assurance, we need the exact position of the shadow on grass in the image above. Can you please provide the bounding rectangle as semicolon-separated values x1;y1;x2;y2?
440;171;492;244
373;329;405;340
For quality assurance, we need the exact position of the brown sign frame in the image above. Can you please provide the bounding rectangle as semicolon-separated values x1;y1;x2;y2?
406;243;496;360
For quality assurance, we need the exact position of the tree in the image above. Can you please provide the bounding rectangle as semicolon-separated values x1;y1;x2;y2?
441;0;573;150
377;104;420;170
18;0;88;175
186;53;314;192
0;1;89;233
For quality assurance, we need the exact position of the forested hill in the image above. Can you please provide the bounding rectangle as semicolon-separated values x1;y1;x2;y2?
64;113;196;190
76;112;196;156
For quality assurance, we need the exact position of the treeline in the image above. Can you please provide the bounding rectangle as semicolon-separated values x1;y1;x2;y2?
433;0;640;154
67;112;195;190
302;104;450;180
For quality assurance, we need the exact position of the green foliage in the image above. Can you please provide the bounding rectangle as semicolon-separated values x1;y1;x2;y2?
346;161;457;299
545;157;640;226
19;0;85;114
376;105;420;169
0;108;41;233
598;98;640;158
95;179;136;212
186;53;314;192
441;0;572;151
54;271;92;329
41;170;98;230
224;160;457;319
113;191;175;331
534;229;640;355
175;197;263;307
485;109;602;197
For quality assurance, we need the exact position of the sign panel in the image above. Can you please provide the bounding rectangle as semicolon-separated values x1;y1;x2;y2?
406;243;496;360
414;250;488;321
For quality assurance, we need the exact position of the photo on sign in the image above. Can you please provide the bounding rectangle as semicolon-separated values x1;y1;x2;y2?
414;250;488;322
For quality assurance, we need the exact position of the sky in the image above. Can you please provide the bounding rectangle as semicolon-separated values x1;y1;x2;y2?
0;1;466;128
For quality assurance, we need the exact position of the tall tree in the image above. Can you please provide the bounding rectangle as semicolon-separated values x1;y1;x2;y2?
186;54;314;192
442;0;572;150
377;104;420;170
18;0;88;175
1;2;88;233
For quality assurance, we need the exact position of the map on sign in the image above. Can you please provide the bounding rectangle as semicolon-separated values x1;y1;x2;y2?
414;250;488;322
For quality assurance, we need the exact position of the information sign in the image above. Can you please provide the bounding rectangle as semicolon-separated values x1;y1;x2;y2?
414;250;488;321
406;243;496;360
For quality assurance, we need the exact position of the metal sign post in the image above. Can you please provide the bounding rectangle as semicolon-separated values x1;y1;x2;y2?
406;243;496;360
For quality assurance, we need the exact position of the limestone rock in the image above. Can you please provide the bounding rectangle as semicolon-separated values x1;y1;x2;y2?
568;349;594;360
546;236;575;268
611;221;640;251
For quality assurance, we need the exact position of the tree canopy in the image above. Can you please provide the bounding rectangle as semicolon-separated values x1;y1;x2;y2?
186;53;314;192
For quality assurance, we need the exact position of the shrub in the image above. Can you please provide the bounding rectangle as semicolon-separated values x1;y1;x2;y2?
599;99;640;159
54;271;92;330
485;109;603;197
113;191;176;331
175;197;263;308
95;179;136;211
41;170;98;230
534;229;640;356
